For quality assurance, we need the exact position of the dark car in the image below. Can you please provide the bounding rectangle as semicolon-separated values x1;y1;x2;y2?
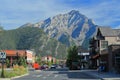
40;64;48;70
69;62;80;70
50;64;57;69
40;65;45;70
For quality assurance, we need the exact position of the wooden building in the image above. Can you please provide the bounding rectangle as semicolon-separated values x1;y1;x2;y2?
89;27;120;72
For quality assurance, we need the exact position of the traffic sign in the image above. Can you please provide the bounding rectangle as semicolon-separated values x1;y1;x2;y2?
0;52;6;59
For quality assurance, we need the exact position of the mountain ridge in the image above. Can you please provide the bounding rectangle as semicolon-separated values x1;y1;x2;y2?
0;27;67;59
26;10;97;48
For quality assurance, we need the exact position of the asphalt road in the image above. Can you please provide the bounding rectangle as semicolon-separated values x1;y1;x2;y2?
12;68;101;80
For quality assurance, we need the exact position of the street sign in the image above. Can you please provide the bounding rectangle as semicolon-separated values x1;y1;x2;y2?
0;52;6;59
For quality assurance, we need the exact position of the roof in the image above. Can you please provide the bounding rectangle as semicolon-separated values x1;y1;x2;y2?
98;27;117;37
113;29;120;36
3;50;26;56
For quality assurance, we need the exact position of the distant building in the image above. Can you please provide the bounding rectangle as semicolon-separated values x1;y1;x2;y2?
78;46;90;69
41;55;56;63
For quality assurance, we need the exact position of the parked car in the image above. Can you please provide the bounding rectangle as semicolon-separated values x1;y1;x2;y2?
40;64;48;70
69;62;80;70
40;65;45;70
32;62;40;70
50;64;57;69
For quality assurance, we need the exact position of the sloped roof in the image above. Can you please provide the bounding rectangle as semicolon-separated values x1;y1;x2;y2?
3;50;26;56
113;29;120;36
98;27;117;36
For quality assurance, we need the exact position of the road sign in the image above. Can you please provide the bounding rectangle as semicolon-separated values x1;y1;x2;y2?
0;52;6;59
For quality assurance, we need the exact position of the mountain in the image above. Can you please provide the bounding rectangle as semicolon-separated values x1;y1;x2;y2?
0;27;67;59
26;10;97;48
0;10;98;59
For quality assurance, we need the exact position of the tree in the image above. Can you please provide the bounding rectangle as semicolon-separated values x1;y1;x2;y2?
66;46;80;68
35;54;41;65
18;56;27;67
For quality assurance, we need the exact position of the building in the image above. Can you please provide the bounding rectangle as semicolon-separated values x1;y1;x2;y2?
89;27;120;72
41;55;56;64
108;45;120;73
79;52;90;69
26;50;35;63
2;50;35;67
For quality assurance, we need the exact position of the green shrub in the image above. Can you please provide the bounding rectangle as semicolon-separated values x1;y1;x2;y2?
2;65;28;78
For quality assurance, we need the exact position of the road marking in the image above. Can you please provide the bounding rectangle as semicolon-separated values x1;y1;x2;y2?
32;75;36;77
54;75;58;78
36;75;42;77
47;74;51;76
43;77;47;79
70;79;101;80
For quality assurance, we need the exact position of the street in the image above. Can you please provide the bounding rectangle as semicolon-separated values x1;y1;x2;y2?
12;68;101;80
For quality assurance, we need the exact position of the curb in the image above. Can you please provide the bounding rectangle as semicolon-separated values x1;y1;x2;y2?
83;70;120;80
0;73;29;80
84;71;103;79
103;78;120;80
11;73;29;79
81;70;103;79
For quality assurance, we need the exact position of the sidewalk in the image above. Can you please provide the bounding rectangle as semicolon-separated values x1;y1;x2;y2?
83;70;120;80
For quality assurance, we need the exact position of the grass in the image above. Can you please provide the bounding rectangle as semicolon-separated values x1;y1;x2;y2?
0;65;28;78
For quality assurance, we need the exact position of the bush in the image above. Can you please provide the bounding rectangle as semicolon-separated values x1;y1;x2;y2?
3;65;28;78
6;58;10;68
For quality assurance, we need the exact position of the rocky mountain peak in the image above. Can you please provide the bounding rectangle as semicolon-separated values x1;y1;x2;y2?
22;10;97;48
68;10;86;18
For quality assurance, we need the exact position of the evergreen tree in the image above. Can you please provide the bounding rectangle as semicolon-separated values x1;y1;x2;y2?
66;46;80;68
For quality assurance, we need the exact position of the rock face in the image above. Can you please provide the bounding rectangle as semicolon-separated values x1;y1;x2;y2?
22;10;97;48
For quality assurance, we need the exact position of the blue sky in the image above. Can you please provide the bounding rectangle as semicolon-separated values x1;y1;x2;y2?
0;0;120;30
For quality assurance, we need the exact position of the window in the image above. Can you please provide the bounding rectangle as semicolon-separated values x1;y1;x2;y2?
101;41;108;49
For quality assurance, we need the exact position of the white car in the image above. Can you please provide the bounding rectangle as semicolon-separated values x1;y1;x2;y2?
50;64;57;69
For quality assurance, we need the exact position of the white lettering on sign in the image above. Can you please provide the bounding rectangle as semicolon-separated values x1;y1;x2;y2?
0;52;6;59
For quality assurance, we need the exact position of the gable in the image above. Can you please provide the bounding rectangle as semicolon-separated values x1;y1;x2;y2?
97;28;103;37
